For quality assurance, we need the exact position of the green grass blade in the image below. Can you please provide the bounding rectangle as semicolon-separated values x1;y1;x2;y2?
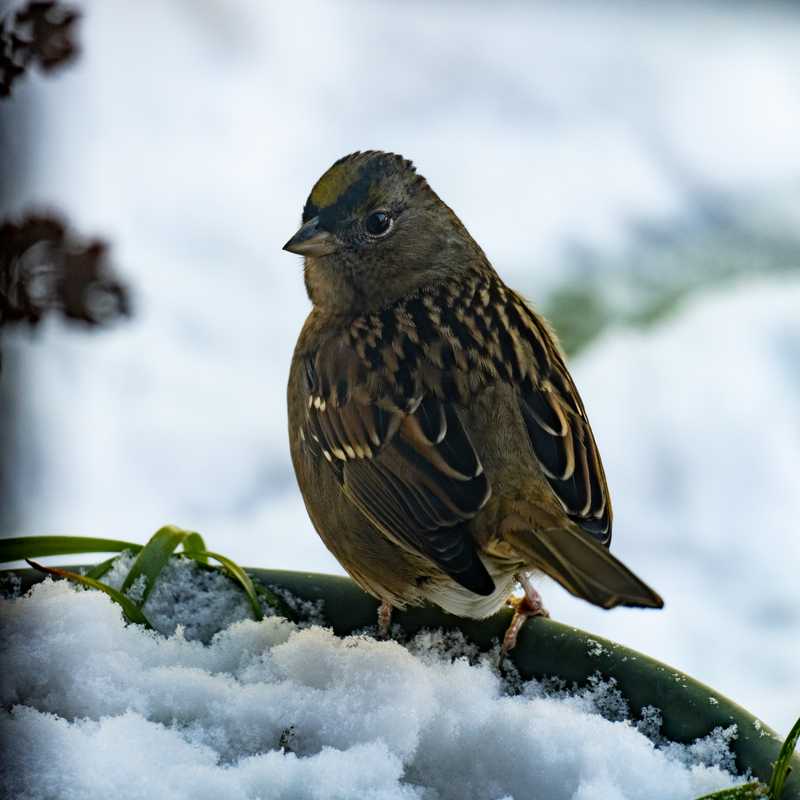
693;783;767;799
181;532;208;564
695;715;799;800
120;525;190;604
26;559;152;628
190;550;263;621
253;581;297;622
768;716;800;799
85;555;123;580
0;536;141;563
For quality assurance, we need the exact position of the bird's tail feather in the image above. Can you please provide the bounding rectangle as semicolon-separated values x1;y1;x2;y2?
504;528;663;610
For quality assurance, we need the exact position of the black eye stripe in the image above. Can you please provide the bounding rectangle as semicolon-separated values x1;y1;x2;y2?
302;153;417;225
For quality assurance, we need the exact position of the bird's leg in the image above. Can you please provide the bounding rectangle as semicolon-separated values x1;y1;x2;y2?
502;573;549;654
377;599;393;638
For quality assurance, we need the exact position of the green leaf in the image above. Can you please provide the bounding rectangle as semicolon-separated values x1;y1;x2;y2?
187;550;263;621
768;716;800;799
8;529;286;629
85;554;123;580
181;532;208;564
254;581;297;622
693;782;767;799
694;716;800;800
120;525;192;605
26;559;152;628
0;536;141;563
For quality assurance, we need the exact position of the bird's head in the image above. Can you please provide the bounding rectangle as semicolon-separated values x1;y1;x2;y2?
284;151;484;312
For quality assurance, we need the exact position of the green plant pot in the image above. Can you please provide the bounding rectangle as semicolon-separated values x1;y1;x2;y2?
8;566;799;797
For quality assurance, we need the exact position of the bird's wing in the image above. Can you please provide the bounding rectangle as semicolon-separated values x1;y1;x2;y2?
399;274;612;544
506;300;613;544
299;273;612;598
300;333;495;596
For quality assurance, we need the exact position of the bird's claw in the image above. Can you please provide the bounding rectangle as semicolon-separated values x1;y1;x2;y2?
377;599;393;639
501;576;549;655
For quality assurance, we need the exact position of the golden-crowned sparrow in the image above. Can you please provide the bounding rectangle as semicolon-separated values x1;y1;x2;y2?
285;151;663;650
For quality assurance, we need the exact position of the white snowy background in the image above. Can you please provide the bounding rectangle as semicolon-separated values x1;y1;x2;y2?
2;0;799;744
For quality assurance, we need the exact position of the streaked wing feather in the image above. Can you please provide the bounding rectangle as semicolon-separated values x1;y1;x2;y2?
303;345;494;596
514;314;612;544
301;272;612;602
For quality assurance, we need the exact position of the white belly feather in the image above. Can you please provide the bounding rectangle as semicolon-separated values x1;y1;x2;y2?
424;558;520;619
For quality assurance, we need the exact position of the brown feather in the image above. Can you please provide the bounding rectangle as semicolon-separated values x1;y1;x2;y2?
287;149;660;619
504;528;663;610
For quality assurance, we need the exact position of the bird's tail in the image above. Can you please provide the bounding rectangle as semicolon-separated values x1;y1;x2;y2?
503;528;664;610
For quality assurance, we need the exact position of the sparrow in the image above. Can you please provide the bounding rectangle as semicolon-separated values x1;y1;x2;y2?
284;151;663;651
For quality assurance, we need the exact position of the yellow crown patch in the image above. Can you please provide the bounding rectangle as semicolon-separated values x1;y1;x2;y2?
309;160;361;209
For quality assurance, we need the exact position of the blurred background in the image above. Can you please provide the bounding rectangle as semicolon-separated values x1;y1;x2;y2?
1;1;798;735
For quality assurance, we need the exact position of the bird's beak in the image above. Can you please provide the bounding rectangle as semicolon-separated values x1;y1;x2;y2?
283;216;339;257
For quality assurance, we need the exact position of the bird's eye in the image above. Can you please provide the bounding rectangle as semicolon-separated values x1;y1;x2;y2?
365;211;392;237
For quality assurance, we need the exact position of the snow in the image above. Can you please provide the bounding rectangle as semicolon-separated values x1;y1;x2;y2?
2;0;799;741
547;278;800;735
98;552;325;641
1;577;745;800
103;552;277;641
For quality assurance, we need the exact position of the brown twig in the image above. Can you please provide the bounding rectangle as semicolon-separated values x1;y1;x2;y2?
0;212;130;329
0;1;80;98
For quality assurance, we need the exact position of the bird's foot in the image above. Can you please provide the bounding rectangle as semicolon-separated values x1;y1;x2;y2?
377;600;393;639
501;574;549;655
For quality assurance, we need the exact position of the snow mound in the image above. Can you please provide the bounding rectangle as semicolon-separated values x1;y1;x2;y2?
1;578;745;800
99;552;328;642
